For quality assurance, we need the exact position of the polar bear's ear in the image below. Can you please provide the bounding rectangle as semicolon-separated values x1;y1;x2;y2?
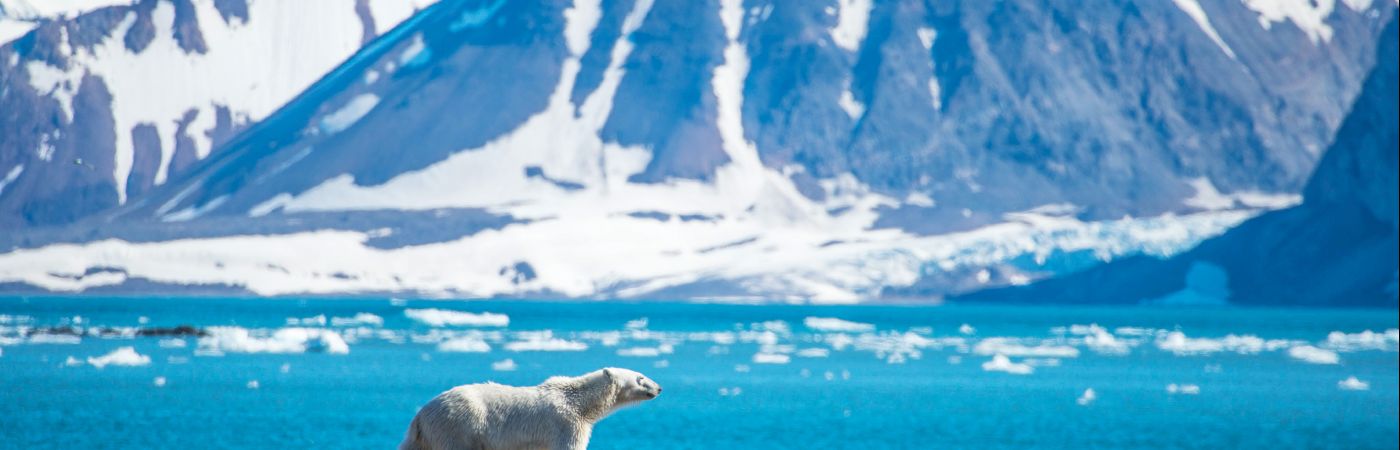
602;368;614;380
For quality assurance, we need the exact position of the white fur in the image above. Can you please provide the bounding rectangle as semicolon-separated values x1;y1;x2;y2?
399;368;661;450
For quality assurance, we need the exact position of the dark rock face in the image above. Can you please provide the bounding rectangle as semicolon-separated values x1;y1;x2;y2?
126;123;162;198
354;0;377;45
212;0;249;25
171;0;209;54
124;0;158;53
169;109;202;177
0;72;120;227
959;12;1400;307
601;0;729;183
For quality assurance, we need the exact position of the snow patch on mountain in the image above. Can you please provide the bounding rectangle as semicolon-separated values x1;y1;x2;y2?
0;164;22;197
0;0;130;19
2;0;132;43
319;93;380;135
1173;0;1238;59
366;0;437;35
1241;0;1376;43
1184;177;1301;211
829;0;872;51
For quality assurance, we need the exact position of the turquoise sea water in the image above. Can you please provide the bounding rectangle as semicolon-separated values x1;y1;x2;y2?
1;297;1396;449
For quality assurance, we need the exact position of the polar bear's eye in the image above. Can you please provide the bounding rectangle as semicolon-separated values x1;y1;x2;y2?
636;376;645;385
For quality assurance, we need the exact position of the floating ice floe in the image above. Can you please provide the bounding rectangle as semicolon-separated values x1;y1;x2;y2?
753;352;791;364
331;313;385;327
28;334;81;345
804;317;874;332
625;318;649;330
974;337;1079;358
1166;383;1200;395
153;376;167;387
617;345;672;357
1156;331;1292;355
437;336;491;353
1325;329;1399;352
404;309;509;327
158;338;186;348
959;324;976;335
1114;327;1155;336
87;346;151;368
981;354;1033;374
796;348;830;358
491;359;518;371
1076;388;1096;406
504;332;587;352
247;380;260;390
286;315;327;326
198;327;350;354
1069;324;1131;355
1337;376;1369;391
1287;345;1339;364
63;356;83;367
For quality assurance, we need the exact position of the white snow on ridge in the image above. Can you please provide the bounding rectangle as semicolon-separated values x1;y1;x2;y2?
0;0;132;20
1238;0;1374;43
562;0;602;56
1184;177;1300;211
319;93;380;135
0;17;36;45
0;164;22;197
829;0;872;51
838;85;865;119
367;0;440;35
1172;0;1238;59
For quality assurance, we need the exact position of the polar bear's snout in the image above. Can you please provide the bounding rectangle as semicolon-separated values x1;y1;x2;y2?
616;369;662;402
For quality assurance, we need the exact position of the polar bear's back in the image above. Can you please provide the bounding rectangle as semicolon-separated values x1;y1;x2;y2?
402;383;569;450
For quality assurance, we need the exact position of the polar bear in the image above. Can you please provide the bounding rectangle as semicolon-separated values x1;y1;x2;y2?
399;367;662;450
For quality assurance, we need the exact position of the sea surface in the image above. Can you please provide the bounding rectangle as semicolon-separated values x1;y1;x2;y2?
1;296;1396;449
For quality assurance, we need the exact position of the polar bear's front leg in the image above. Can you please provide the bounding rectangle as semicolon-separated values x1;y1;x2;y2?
551;425;591;450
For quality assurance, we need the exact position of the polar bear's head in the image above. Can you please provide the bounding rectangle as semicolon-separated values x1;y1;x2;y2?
603;367;662;405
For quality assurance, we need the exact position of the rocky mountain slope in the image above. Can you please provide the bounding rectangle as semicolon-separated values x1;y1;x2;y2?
960;11;1398;307
0;0;436;226
0;0;1394;301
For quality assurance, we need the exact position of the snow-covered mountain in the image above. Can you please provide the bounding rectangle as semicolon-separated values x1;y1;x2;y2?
0;0;1395;302
961;11;1399;307
0;0;437;225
